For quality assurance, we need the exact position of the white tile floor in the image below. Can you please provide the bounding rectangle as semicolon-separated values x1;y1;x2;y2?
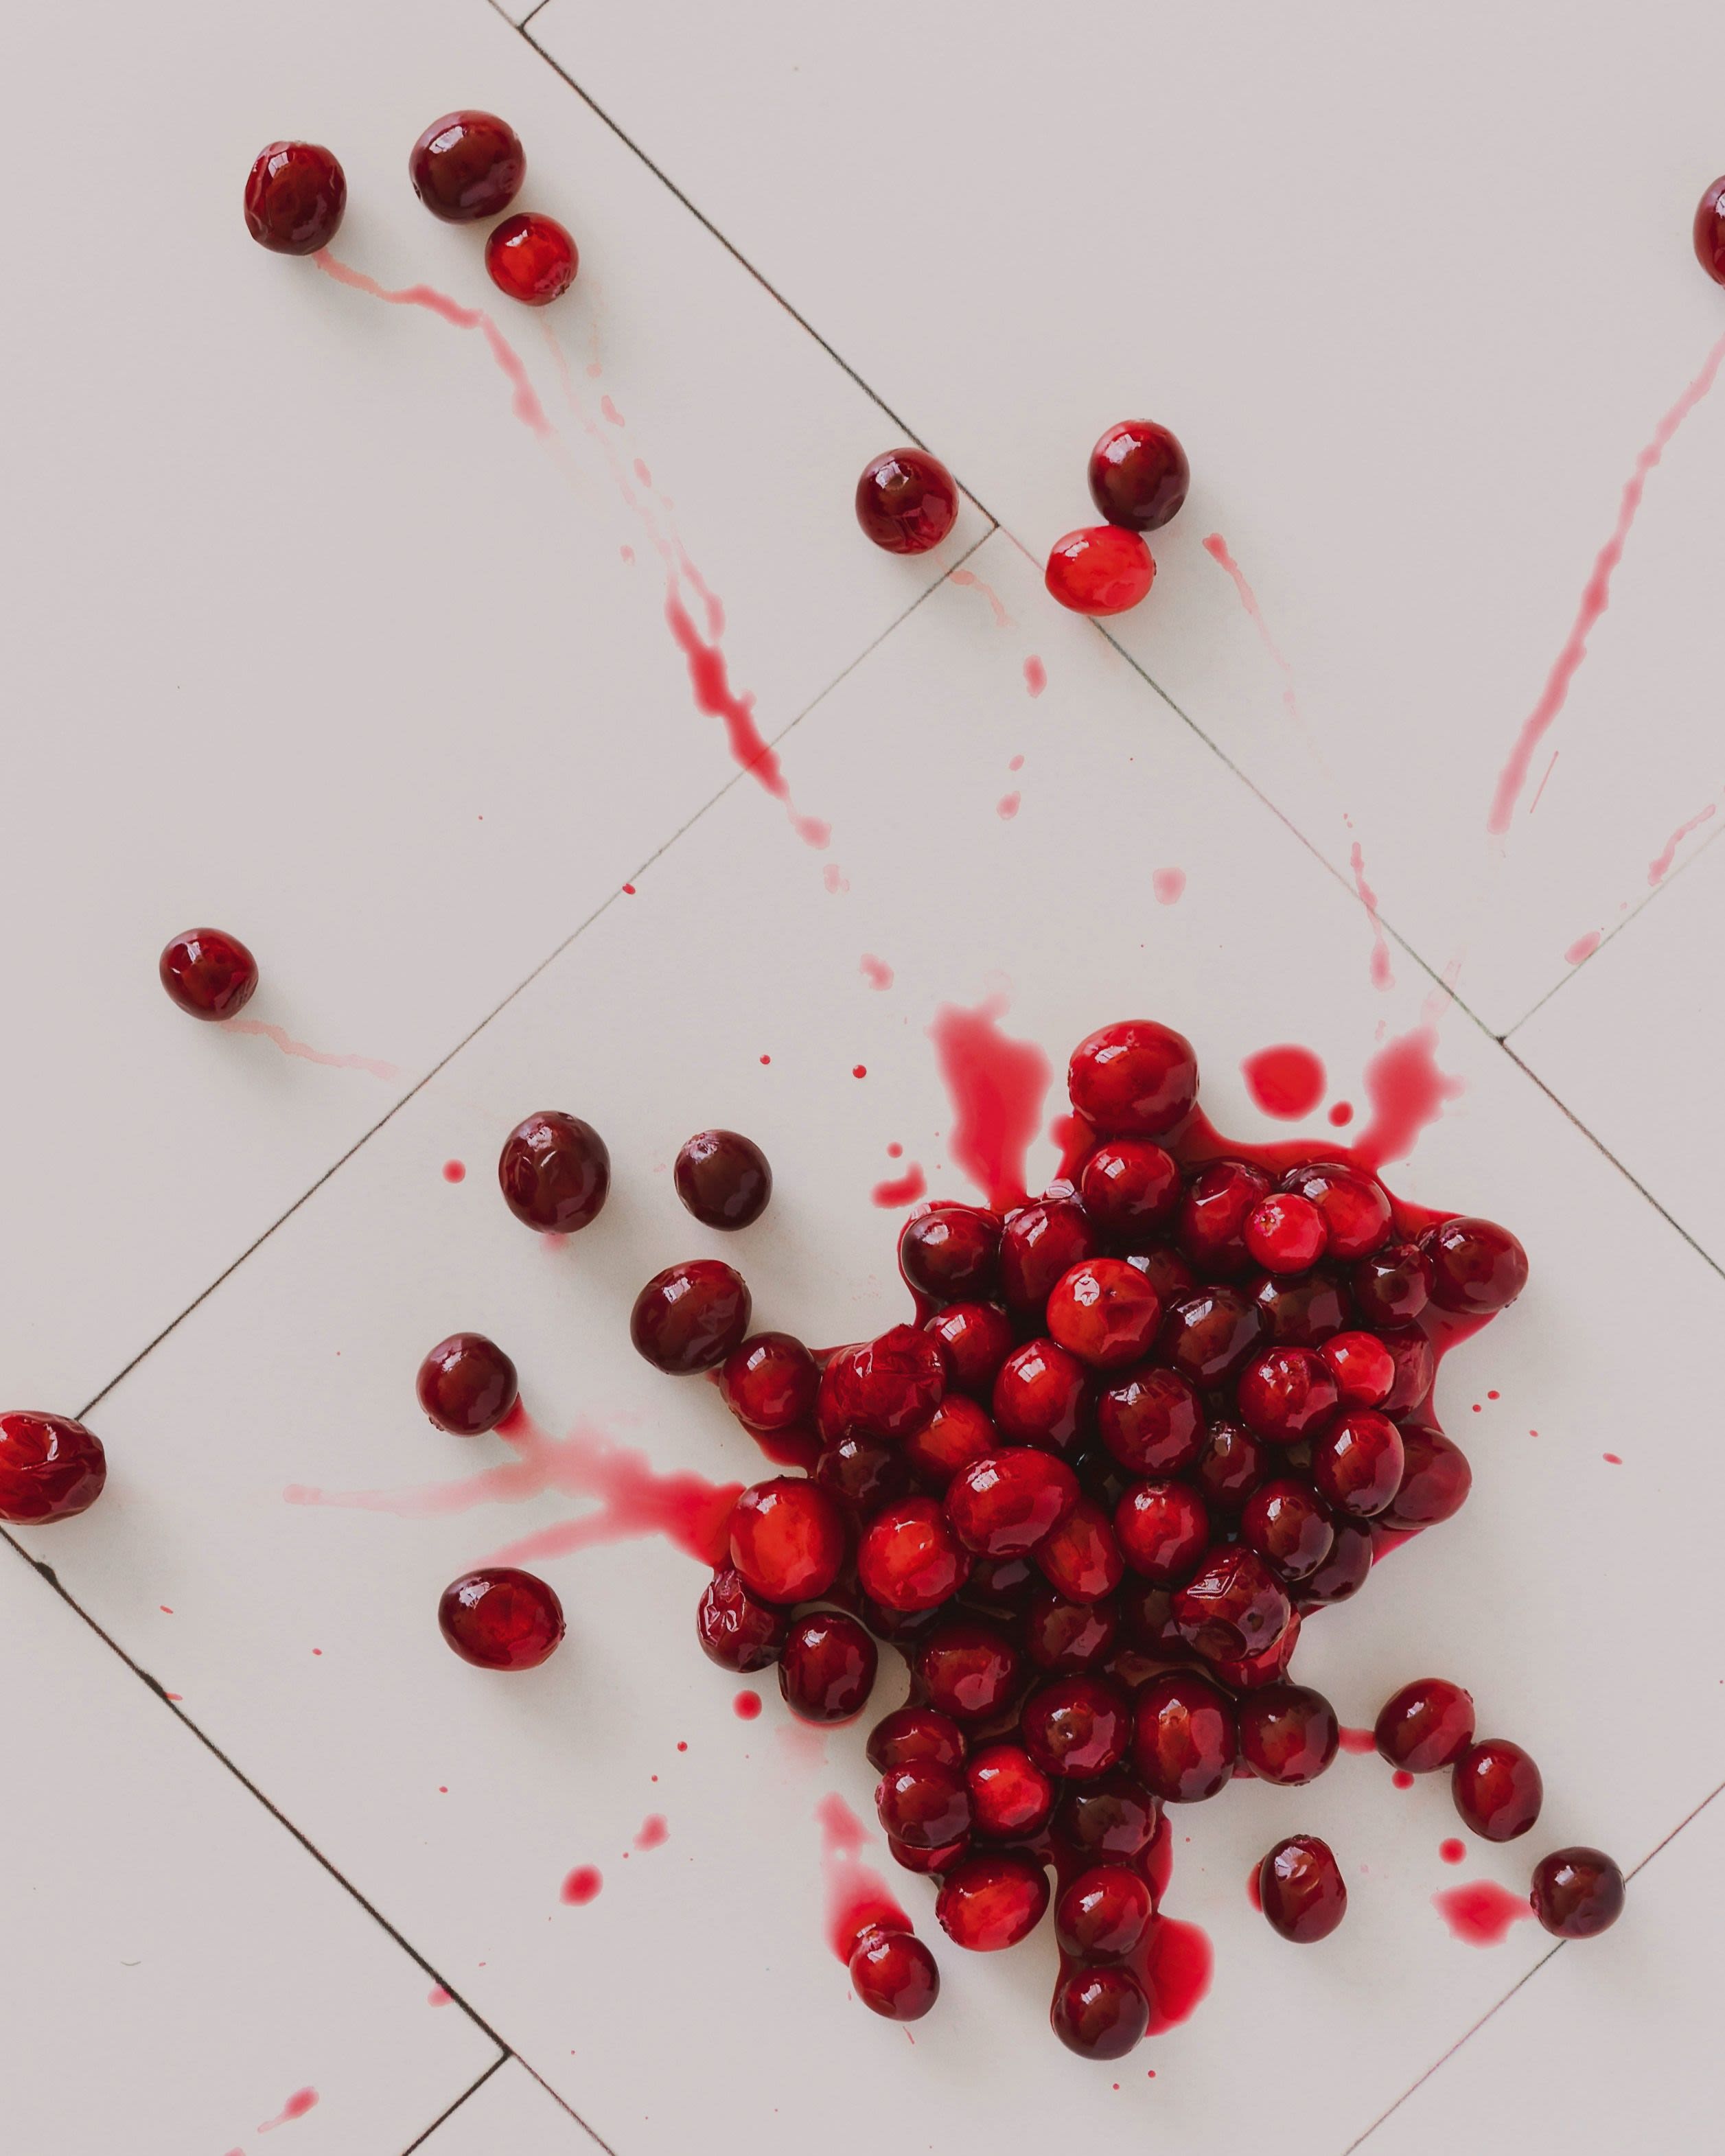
3;1;1720;2148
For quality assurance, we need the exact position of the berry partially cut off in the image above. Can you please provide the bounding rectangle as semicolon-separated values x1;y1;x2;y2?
0;1411;108;1525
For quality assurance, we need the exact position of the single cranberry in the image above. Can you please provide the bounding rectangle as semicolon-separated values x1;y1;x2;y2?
889;1835;969;1875
159;928;259;1020
858;1497;971;1612
1096;1363;1203;1476
1133;1669;1237;1801
696;1566;789;1672
673;1129;772;1229
439;1568;563;1670
1045;525;1156;615
1023;1586;1119;1672
862;1598;945;1647
1281;1162;1393;1260
1380;1422;1472;1529
818;1327;946;1444
991;1338;1089;1450
415;1333;518;1437
914;1620;1023;1722
1056;1865;1155;1961
484;211;578;305
719;1333;818;1433
855;448;960;554
1179;1161;1275;1277
498;1111;610;1233
1045;1259;1161;1370
1159;1287;1264;1387
936;1851;1050;1950
1087;419;1190;531
1067;1020;1198;1138
1115;1481;1209;1585
728;1478;844;1603
1352;1241;1432;1326
1697;176;1725;285
1422;1217;1529;1314
1320;1330;1394;1407
1258;1835;1347;1943
1238;1684;1340;1785
946;1450;1079;1557
1192;1418;1269;1515
409;110;525;222
901;1395;997;1489
1374;1678;1476;1772
1126;1245;1197;1303
1051;1965;1150;2059
242;143;345;254
779;1611;878;1722
1237;1345;1339;1445
999;1199;1099;1313
1529;1847;1625;1938
1311;1409;1404;1519
959;1552;1038;1625
1058;1775;1160;1861
1035;1496;1124;1602
631;1260;751;1374
849;1927;940;2019
1452;1739;1543;1841
900;1205;1002;1302
814;1433;910;1515
1378;1326;1436;1413
0;1411;107;1525
1252;1268;1351;1345
1240;1479;1334;1581
1171;1545;1293;1663
1021;1676;1131;1781
1244;1193;1327;1275
926;1302;1015;1397
967;1743;1055;1839
868;1705;966;1772
1296;1519;1373;1608
877;1759;972;1848
1209;1606;1303;1694
1118;1578;1185;1656
1078;1139;1181;1241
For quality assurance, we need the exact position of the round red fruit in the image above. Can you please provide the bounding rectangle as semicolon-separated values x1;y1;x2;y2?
1698;176;1725;285
877;1759;972;1849
1310;1409;1404;1519
867;1704;966;1772
779;1611;877;1722
439;1568;563;1670
631;1260;751;1374
926;1302;1015;1398
1068;1020;1198;1139
1170;1544;1292;1663
1192;1418;1269;1515
673;1128;772;1230
1529;1847;1625;1939
858;1498;971;1612
901;1395;997;1489
849;1927;940;2020
696;1566;788;1673
728;1478;844;1604
498;1111;610;1233
1034;1497;1124;1602
1297;1519;1374;1608
409;110;525;222
1046;1258;1161;1369
1055;1866;1154;1960
815;1433;909;1515
899;1204;1001;1301
1452;1739;1543;1842
1052;1966;1150;2059
1282;1161;1392;1260
936;1851;1050;1951
1240;1478;1334;1582
818;1327;946;1444
1021;1676;1132;1781
485;213;577;305
416;1333;518;1436
1258;1835;1347;1943
1045;525;1155;615
1078;1138;1180;1240
1237;1684;1339;1785
719;1332;818;1433
0;1411;108;1525
1253;1269;1350;1346
1352;1241;1432;1326
243;143;345;254
1115;1481;1209;1585
967;1743;1054;1839
1421;1217;1529;1314
1380;1423;1472;1529
1059;1774;1161;1861
1159;1287;1264;1387
1087;419;1190;531
991;1338;1088;1451
1022;1586;1118;1673
1133;1669;1237;1802
1096;1363;1203;1476
855;448;960;555
1320;1330;1394;1407
1179;1160;1274;1277
1374;1678;1476;1772
999;1198;1098;1313
1244;1192;1327;1275
1237;1346;1339;1444
159;927;259;1020
914;1620;1023;1723
946;1450;1078;1557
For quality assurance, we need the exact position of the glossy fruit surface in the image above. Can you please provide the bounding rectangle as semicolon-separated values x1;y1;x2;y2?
901;1395;996;1489
1052;1966;1149;2059
416;1332;518;1436
1380;1424;1472;1528
243;143;345;253
485;212;577;305
409;110;524;221
1078;1139;1180;1240
779;1611;877;1722
439;1567;563;1669
1059;1775;1159;1860
1297;1518;1373;1607
1282;1162;1392;1261
1035;1497;1124;1603
1320;1330;1395;1407
815;1433;908;1516
858;1497;971;1612
1310;1409;1404;1518
936;1852;1050;1950
867;1704;966;1772
1087;419;1190;531
1067;1020;1198;1138
999;1200;1098;1312
1252;1268;1349;1346
1115;1480;1209;1584
1529;1847;1625;1938
728;1478;844;1603
1698;177;1725;284
1023;1586;1118;1672
695;1566;788;1672
1096;1363;1203;1476
1374;1678;1476;1772
159;928;259;1019
1020;1676;1132;1781
0;1411;108;1525
1045;525;1156;615
1352;1242;1432;1326
900;1204;1001;1301
1244;1193;1327;1275
1237;1684;1339;1785
674;1129;772;1229
1452;1739;1543;1841
1046;1258;1161;1369
1056;1866;1154;1960
855;448;960;553
947;1450;1079;1557
877;1759;972;1848
967;1743;1054;1839
1171;1544;1293;1662
1132;1669;1237;1801
1422;1217;1529;1314
991;1338;1088;1450
719;1332;818;1433
1192;1419;1269;1515
1237;1346;1339;1445
498;1111;610;1233
1159;1288;1263;1388
631;1260;751;1373
1258;1835;1347;1943
1240;1479;1334;1581
818;1328;946;1443
1179;1160;1274;1277
926;1302;1015;1397
849;1927;940;2019
914;1620;1023;1722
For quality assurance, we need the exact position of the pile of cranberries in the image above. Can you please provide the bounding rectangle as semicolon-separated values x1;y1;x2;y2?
1043;420;1189;619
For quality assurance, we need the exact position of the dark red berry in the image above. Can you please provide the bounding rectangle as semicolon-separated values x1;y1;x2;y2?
409;110;525;222
858;1498;971;1612
855;448;960;554
498;1111;610;1233
159;928;259;1020
1191;1418;1269;1516
1310;1409;1404;1519
1021;1676;1131;1781
1052;1965;1149;2058
1056;1864;1155;1961
1452;1739;1543;1841
1258;1835;1346;1943
966;1743;1054;1839
1132;1669;1237;1802
0;1411;108;1525
1237;1684;1339;1785
1380;1423;1472;1529
631;1260;751;1374
674;1129;772;1229
1046;1258;1161;1369
1378;1326;1437;1413
1240;1479;1334;1581
1067;1021;1198;1139
1045;526;1155;615
1297;1519;1374;1608
1077;1139;1181;1240
439;1568;563;1670
1237;1346;1339;1445
243;143;345;255
1058;1775;1160;1861
849;1927;940;2019
926;1302;1015;1398
818;1328;946;1444
1159;1287;1264;1387
696;1566;789;1672
1529;1847;1625;1938
877;1760;972;1848
1351;1242;1432;1326
899;1204;1001;1301
779;1611;877;1722
814;1433;910;1516
416;1333;518;1436
999;1199;1099;1313
936;1852;1050;1950
1252;1268;1351;1345
1320;1330;1395;1407
1115;1481;1209;1585
1422;1217;1529;1314
1096;1363;1203;1476
485;212;577;305
914;1620;1023;1723
1179;1161;1274;1277
991;1338;1088;1450
1170;1544;1293;1664
867;1704;966;1772
1022;1586;1118;1673
1280;1161;1392;1262
1087;419;1190;531
1698;177;1725;285
728;1478;844;1603
719;1332;818;1433
1374;1678;1476;1772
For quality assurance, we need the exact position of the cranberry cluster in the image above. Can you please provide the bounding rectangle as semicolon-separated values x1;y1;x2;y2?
1043;421;1190;618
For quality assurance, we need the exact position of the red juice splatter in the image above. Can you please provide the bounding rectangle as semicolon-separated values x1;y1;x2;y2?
759;1054;772;1065
1349;842;1395;990
860;953;894;990
1350;1025;1465;1170
814;1792;912;1962
227;1019;401;1083
1024;656;1047;696
1328;1100;1354;1126
1245;1864;1262;1911
1337;1727;1376;1754
1393;1769;1415;1790
441;1159;466;1183
950;567;1012;627
1603;1451;1623;1464
927;996;1052;1212
1564;929;1603;965
734;1689;762;1720
886;1141;903;1157
1528;748;1560;814
1143;1914;1213;2034
1439;1839;1466;1865
257;2088;319;2134
561;1866;603;1905
635;1814;669;1850
1202;534;1304;729
428;1985;453;2006
852;1063;868;1078
823;863;849;894
1008;754;1025;772
1241;1044;1326;1120
1433;1880;1533;1945
872;1163;927;1207
1648;803;1716;885
600;394;625;426
997;791;1022;820
621;881;636;894
1151;867;1186;905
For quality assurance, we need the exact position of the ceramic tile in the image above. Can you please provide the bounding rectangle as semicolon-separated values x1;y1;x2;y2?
416;2061;603;2155
15;533;1720;2153
0;1540;498;2155
0;0;984;1414
528;0;1725;1035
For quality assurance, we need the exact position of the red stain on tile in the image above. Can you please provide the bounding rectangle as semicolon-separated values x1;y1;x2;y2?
635;1814;669;1850
228;1019;401;1084
561;1866;603;1905
860;953;894;990
1023;656;1047;696
1152;867;1185;905
257;2087;319;2133
1565;929;1603;965
734;1689;763;1720
872;1163;927;1207
441;1160;465;1183
1433;1880;1533;1945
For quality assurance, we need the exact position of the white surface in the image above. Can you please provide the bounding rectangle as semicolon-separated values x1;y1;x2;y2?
419;2061;602;2154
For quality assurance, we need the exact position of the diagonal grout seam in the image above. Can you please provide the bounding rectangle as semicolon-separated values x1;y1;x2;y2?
398;2050;617;2156
398;2056;511;2156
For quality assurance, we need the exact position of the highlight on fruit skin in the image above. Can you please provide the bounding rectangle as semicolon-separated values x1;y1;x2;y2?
0;1411;108;1525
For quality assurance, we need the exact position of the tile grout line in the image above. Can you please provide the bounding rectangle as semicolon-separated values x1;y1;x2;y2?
397;2054;511;2155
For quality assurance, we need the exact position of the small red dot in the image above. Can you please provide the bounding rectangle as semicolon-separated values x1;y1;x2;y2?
676;1741;688;1752
312;1647;323;1656
734;1689;762;1720
1486;1389;1500;1400
759;1054;771;1066
622;883;636;895
886;1141;903;1158
1439;1838;1465;1864
1603;1451;1623;1465
439;1785;448;1793
1472;1402;1481;1413
442;1160;466;1183
852;1065;867;1078
1392;1769;1413;1789
1328;1101;1354;1126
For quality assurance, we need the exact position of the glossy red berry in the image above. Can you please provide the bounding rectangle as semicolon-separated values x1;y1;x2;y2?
855;448;960;554
439;1568;563;1670
1179;1160;1275;1277
1096;1363;1203;1476
1351;1241;1432;1326
1035;1496;1124;1603
1452;1739;1543;1841
877;1760;972;1848
1046;1258;1161;1369
416;1333;518;1436
485;212;577;305
1529;1848;1625;1939
1422;1217;1529;1314
779;1611;878;1722
498;1111;610;1233
1258;1835;1346;1943
1115;1481;1209;1585
631;1260;752;1374
673;1129;772;1229
1297;1519;1374;1608
1378;1326;1436;1413
1237;1684;1339;1785
728;1477;844;1603
1171;1544;1293;1664
991;1338;1088;1451
1310;1409;1405;1519
946;1450;1079;1557
719;1332;818;1433
409;111;525;222
243;143;345;254
958;1553;1037;1627
867;1704;966;1772
1087;419;1190;531
1320;1330;1395;1407
1127;1244;1196;1303
1244;1193;1327;1275
814;1433;909;1516
1374;1678;1476;1772
914;1620;1023;1723
1252;1268;1350;1345
1240;1478;1334;1582
696;1566;789;1672
888;1835;969;1875
967;1743;1055;1839
899;1204;1001;1301
1045;525;1155;615
1696;176;1725;285
1056;1865;1154;1961
1159;1287;1264;1387
1133;1669;1237;1802
1022;1586;1118;1673
1380;1422;1472;1529
999;1199;1099;1312
1058;1775;1160;1861
0;1411;108;1525
1067;1020;1198;1138
858;1497;971;1612
1238;1346;1339;1445
926;1302;1015;1398
936;1851;1050;1950
159;928;259;1020
1191;1418;1269;1516
818;1327;946;1443
1282;1162;1393;1261
1077;1139;1181;1240
901;1395;997;1489
849;1927;940;2019
1021;1676;1131;1781
1052;1966;1150;2059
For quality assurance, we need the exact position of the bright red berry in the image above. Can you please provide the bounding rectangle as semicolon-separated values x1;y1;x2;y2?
818;1327;946;1444
1236;1683;1339;1785
719;1332;818;1433
1243;1192;1327;1275
936;1852;1050;1950
913;1620;1023;1723
1132;1669;1237;1802
1320;1330;1395;1406
1236;1346;1339;1445
858;1497;971;1612
1021;1676;1132;1781
727;1478;844;1604
966;1743;1054;1839
991;1338;1088;1450
485;213;577;305
946;1451;1079;1557
1114;1481;1209;1585
1045;1258;1161;1369
1374;1678;1476;1772
1067;1021;1198;1139
779;1611;877;1722
1452;1739;1543;1841
1310;1409;1405;1519
1045;526;1155;615
1056;1865;1154;1960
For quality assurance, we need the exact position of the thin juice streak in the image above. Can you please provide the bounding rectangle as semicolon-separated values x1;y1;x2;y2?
227;1018;401;1083
1647;802;1716;885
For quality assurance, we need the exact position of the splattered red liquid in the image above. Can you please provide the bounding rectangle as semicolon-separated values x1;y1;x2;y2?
229;1018;401;1083
1337;1726;1376;1754
997;791;1022;820
1328;1100;1354;1126
734;1689;762;1720
1392;1769;1415;1789
860;953;894;990
1024;656;1047;697
257;2087;319;2133
815;1792;913;1960
635;1813;669;1849
1433;1879;1533;1945
1647;803;1715;885
927;996;1052;1212
1152;867;1186;905
1142;1914;1214;2034
1439;1839;1466;1865
872;1163;927;1207
1351;1027;1465;1170
1349;844;1395;990
561;1866;603;1905
1242;1044;1325;1120
1565;929;1603;966
442;1159;466;1183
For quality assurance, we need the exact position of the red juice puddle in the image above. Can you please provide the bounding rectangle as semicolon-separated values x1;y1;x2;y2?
1245;1864;1262;1911
1242;1044;1326;1120
852;1063;868;1078
1024;655;1047;696
635;1814;669;1850
283;1402;741;1571
872;1163;927;1207
257;2088;319;2134
1393;1769;1415;1790
1433;1880;1533;1946
1439;1838;1466;1865
1349;843;1396;990
1143;1913;1213;2035
860;953;894;990
441;1159;466;1183
734;1689;762;1720
1565;929;1603;965
1152;867;1186;905
950;566;1012;627
1648;802;1716;885
561;1866;603;1905
1350;1026;1465;1170
1328;1100;1354;1126
814;1792;911;1962
227;1019;401;1083
428;1985;453;2006
887;1141;903;1157
927;995;1052;1212
1488;328;1725;833
1337;1726;1376;1754
997;791;1022;820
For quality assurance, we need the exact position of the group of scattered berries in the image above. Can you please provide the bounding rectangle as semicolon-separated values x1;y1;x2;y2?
244;111;579;306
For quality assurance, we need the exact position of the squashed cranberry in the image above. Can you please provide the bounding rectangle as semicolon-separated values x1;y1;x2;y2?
439;1568;563;1670
1078;1139;1181;1241
818;1327;946;1444
1057;1865;1155;1962
632;1260;752;1374
779;1611;877;1722
243;143;345;254
1258;1835;1346;1943
1697;176;1725;285
1422;1217;1529;1315
1240;1478;1334;1581
1237;1683;1339;1785
1133;1669;1237;1801
927;1302;1015;1397
1352;1242;1432;1326
1244;1192;1327;1275
859;1497;971;1612
1180;1161;1275;1277
849;1927;940;2020
719;1332;818;1433
991;1338;1089;1451
968;1743;1055;1839
1320;1330;1395;1406
855;448;960;553
914;1620;1023;1723
1172;1544;1292;1664
1087;419;1190;531
498;1111;610;1233
1159;1287;1263;1387
1067;1020;1198;1139
1045;526;1156;615
1059;1774;1160;1860
160;927;260;1020
1052;1966;1150;2059
1096;1363;1203;1476
728;1478;844;1603
868;1705;966;1772
900;1204;1002;1301
1381;1422;1472;1529
409;110;525;222
936;1852;1050;1950
1452;1738;1543;1841
1192;1418;1269;1515
696;1566;789;1672
1021;1676;1132;1781
947;1450;1079;1557
1297;1518;1374;1608
1115;1481;1209;1584
1282;1161;1393;1260
1023;1586;1118;1672
416;1333;518;1436
999;1199;1098;1313
877;1759;972;1848
674;1129;772;1229
1374;1678;1476;1772
1046;1258;1161;1369
1529;1847;1625;1938
1311;1409;1404;1519
814;1433;909;1516
1238;1345;1339;1445
1035;1496;1124;1602
0;1411;108;1525
901;1395;996;1489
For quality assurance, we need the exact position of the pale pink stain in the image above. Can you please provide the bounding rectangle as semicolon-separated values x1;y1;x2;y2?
1351;1026;1466;1170
427;1985;453;2007
860;953;894;990
1201;533;1305;730
1433;1881;1534;1946
619;544;635;564
441;1159;466;1183
1153;867;1186;906
632;457;652;486
1023;655;1047;697
1648;803;1716;885
1008;754;1025;772
635;1814;669;1850
1528;750;1560;815
227;1019;402;1084
997;791;1022;820
1603;1451;1623;1464
871;1162;928;1207
815;1792;911;1962
1489;329;1725;833
950;566;1011;627
601;395;625;426
823;863;850;894
257;2088;319;2134
1349;843;1395;990
1564;929;1603;965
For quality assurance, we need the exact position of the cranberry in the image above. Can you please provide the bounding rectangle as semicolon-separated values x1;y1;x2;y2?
1244;1192;1327;1275
901;1395;996;1488
1209;1607;1303;1693
1697;176;1725;285
1320;1330;1394;1407
1179;1161;1274;1277
936;1851;1050;1950
814;1433;910;1515
999;1199;1098;1313
947;1450;1079;1557
1374;1678;1476;1772
1159;1287;1264;1387
1281;1161;1392;1260
1352;1241;1432;1326
1118;1578;1185;1655
877;1759;972;1848
1171;1545;1292;1663
1240;1478;1334;1581
1056;1865;1154;1961
991;1338;1089;1450
779;1611;878;1722
159;927;259;1020
1045;1259;1161;1370
1296;1519;1373;1608
415;1332;518;1437
1036;1497;1124;1602
1310;1409;1404;1519
968;1743;1055;1839
1096;1363;1203;1476
1021;1676;1132;1781
242;143;345;254
1051;1966;1150;2059
1087;419;1190;531
484;211;578;305
728;1478;844;1603
1067;1021;1198;1139
1238;1684;1339;1785
696;1566;789;1672
1529;1847;1625;1939
1378;1326;1436;1413
855;448;960;554
900;1204;1001;1302
868;1705;966;1772
849;1927;940;2019
632;1260;751;1374
1023;1586;1119;1673
1253;1268;1351;1345
1078;1139;1180;1240
1115;1481;1209;1585
959;1552;1037;1625
1258;1835;1347;1943
914;1620;1023;1722
498;1111;610;1233
409;110;525;222
1192;1419;1269;1515
1045;526;1156;615
1237;1346;1339;1445
1133;1670;1237;1801
858;1497;971;1612
1380;1422;1472;1529
719;1332;818;1433
889;1835;969;1875
926;1302;1015;1397
1422;1217;1529;1314
439;1568;563;1670
1126;1245;1197;1303
0;1411;107;1525
818;1327;946;1444
1452;1739;1543;1841
673;1129;772;1230
1058;1775;1160;1860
